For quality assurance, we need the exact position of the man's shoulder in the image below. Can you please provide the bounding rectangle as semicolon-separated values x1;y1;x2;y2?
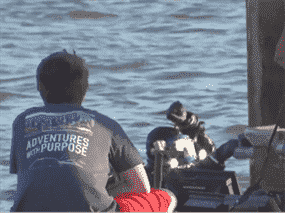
82;107;119;130
13;106;46;125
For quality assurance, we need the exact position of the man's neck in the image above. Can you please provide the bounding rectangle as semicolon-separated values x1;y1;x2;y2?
44;101;82;109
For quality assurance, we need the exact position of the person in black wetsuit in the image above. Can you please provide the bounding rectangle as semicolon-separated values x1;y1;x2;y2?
145;101;252;187
9;49;175;212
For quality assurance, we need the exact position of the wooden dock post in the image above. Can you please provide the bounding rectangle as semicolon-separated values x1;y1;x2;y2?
246;0;285;187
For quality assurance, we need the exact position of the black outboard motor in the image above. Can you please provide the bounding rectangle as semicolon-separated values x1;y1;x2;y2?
153;151;164;189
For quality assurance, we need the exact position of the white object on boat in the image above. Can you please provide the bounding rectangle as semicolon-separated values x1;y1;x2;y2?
174;136;197;161
153;140;166;151
198;149;207;160
167;158;179;169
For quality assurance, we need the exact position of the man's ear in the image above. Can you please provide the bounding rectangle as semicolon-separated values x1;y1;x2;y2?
82;94;87;102
38;82;49;97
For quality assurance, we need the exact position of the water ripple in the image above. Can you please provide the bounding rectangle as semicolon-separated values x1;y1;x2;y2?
68;11;117;19
87;61;148;72
158;72;202;80
171;14;214;20
1;43;17;49
152;110;167;115
130;122;151;127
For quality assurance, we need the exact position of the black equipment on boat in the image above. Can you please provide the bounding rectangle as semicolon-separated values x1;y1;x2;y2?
229;93;285;212
164;168;241;195
163;168;241;212
150;164;283;212
153;151;164;189
149;124;285;211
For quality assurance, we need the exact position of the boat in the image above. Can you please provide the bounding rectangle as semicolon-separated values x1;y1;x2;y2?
133;0;285;211
106;122;285;212
145;130;285;212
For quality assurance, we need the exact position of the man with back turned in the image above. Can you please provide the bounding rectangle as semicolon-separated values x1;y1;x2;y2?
9;49;173;212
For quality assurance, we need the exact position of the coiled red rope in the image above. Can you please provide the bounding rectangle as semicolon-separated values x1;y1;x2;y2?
114;188;171;212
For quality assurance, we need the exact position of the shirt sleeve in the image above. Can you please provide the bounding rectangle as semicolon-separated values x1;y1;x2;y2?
108;121;144;175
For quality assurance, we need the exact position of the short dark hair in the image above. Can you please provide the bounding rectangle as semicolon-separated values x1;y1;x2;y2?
37;50;89;104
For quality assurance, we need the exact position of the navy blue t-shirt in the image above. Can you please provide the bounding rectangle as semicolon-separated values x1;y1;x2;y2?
9;103;144;212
